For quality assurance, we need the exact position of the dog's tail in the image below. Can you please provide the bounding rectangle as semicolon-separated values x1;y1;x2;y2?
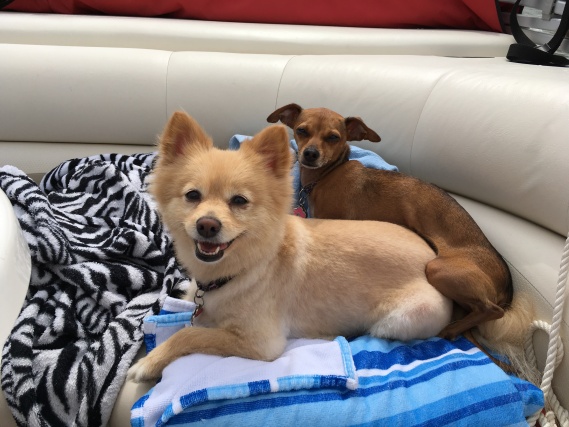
475;292;541;386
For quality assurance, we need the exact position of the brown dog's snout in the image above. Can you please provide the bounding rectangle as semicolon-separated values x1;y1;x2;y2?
196;217;221;238
302;146;320;164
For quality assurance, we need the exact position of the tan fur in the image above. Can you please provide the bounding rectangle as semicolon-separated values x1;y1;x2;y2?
267;103;536;381
127;111;452;382
476;292;540;385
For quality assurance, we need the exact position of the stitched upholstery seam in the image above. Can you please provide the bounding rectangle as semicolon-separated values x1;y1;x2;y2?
273;55;298;111
165;51;175;123
408;70;453;177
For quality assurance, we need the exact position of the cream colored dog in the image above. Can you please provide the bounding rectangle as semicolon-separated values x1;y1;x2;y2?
127;111;452;382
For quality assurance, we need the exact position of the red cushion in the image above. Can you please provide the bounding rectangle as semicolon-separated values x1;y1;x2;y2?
4;0;502;32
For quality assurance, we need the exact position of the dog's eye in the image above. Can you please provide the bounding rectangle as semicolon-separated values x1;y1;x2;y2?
230;195;248;206
296;127;308;137
326;134;340;142
185;190;201;202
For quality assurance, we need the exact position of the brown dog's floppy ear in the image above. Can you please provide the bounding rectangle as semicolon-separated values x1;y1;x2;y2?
345;117;381;142
266;103;303;129
243;124;292;179
158;111;213;163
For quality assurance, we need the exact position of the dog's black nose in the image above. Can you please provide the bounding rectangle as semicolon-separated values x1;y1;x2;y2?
196;217;221;238
303;147;320;163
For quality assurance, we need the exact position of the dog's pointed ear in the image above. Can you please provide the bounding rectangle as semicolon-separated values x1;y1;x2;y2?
345;117;381;142
266;103;303;128
243;124;292;178
158;111;213;163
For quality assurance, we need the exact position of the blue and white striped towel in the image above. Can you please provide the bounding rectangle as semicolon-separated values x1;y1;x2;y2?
131;297;543;427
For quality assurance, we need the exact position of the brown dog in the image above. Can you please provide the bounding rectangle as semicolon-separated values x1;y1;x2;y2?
127;112;453;382
267;103;522;345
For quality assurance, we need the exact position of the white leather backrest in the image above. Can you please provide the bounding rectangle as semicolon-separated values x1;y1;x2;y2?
1;45;568;237
166;52;292;142
0;44;170;145
411;60;569;238
0;12;515;57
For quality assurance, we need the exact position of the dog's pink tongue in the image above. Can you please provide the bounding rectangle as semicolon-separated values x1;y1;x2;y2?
200;242;228;253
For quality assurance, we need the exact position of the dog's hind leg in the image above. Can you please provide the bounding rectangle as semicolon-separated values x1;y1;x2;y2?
127;326;286;382
369;280;453;341
426;255;505;340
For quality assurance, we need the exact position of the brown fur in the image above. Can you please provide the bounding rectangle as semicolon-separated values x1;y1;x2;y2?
267;104;536;379
127;111;453;382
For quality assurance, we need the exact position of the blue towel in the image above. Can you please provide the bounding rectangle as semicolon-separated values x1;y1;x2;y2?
131;298;543;427
228;135;397;217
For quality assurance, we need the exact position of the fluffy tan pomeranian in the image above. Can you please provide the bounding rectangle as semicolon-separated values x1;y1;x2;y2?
128;111;452;382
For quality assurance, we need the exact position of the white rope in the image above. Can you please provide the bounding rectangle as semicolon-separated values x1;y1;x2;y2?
526;321;568;427
526;233;569;427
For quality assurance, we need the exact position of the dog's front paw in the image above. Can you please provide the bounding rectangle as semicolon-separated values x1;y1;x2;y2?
127;356;161;383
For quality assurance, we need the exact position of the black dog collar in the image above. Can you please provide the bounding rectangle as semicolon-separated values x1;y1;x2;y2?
196;276;234;292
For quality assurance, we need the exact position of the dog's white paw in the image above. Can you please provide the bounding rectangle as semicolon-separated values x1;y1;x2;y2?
127;357;159;383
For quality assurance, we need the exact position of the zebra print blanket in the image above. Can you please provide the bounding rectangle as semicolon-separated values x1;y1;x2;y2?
0;153;188;427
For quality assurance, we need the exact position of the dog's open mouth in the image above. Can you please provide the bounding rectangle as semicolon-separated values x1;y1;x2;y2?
195;240;233;262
